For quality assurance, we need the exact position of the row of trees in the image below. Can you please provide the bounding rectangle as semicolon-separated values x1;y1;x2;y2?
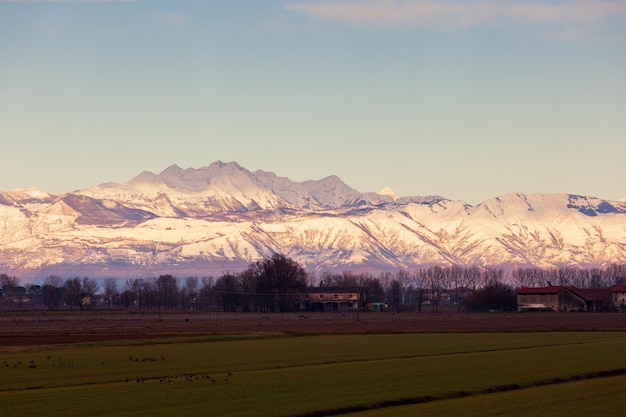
114;262;626;313
509;264;626;289
0;274;100;311
1;254;309;312
318;264;626;312
2;262;625;312
88;254;307;312
187;253;308;312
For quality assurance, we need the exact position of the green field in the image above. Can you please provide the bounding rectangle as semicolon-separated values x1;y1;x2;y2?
2;332;626;417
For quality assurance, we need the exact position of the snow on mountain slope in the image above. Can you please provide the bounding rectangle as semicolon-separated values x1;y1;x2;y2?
301;175;393;208
80;161;394;216
1;162;625;278
81;161;299;215
468;193;626;266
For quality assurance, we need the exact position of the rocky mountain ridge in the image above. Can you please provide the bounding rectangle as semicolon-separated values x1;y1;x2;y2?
1;161;624;279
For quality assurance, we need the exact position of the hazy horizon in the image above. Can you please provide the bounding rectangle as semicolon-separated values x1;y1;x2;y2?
2;160;625;205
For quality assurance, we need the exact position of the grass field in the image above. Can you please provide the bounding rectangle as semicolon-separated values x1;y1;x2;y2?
2;331;626;416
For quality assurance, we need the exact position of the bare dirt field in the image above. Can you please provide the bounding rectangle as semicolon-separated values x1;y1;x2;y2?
1;310;625;346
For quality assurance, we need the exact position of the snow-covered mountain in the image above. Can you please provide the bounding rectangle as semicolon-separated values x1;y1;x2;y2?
1;161;625;279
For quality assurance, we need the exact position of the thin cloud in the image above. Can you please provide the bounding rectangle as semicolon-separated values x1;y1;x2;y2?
158;10;185;26
285;0;625;29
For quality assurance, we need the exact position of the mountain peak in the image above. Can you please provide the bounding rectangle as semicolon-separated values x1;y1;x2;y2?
2;160;626;278
159;164;184;175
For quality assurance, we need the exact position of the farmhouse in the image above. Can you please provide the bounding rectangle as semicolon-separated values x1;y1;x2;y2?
517;286;613;312
296;287;365;312
517;286;570;311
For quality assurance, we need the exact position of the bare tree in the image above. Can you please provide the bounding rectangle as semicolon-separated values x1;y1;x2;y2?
64;277;99;311
238;269;255;312
42;275;63;310
426;266;448;312
317;271;373;288
388;279;403;313
214;273;240;312
411;269;428;313
155;275;179;309
605;263;626;285
41;275;63;310
126;278;153;309
510;268;544;289
198;276;215;310
0;274;20;297
120;279;138;309
180;276;199;311
103;278;118;307
64;277;82;310
395;269;412;305
479;267;504;287
251;253;308;312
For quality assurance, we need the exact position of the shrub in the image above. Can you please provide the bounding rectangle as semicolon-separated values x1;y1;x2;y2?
464;281;517;312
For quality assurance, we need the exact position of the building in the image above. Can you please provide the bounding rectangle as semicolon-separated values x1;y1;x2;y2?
517;286;570;311
611;285;626;311
296;287;365;312
566;288;611;311
517;286;612;312
364;302;388;312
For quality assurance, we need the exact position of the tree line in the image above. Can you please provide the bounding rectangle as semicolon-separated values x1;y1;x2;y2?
0;274;100;311
2;260;625;312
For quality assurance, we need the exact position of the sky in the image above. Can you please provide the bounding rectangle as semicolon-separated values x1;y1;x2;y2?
1;0;625;205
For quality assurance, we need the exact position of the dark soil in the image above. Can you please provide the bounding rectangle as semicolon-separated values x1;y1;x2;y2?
1;310;625;346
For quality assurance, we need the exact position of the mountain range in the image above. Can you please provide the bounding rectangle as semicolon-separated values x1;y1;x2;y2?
1;161;625;280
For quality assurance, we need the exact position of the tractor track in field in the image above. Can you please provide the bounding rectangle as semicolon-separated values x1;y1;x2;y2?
286;367;626;417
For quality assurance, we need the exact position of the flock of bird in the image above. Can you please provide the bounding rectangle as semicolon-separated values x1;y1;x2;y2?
3;355;75;369
129;371;233;385
3;354;235;386
3;359;41;369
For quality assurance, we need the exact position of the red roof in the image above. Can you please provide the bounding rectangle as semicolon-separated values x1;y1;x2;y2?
611;285;626;293
300;286;363;294
567;288;610;302
517;286;572;295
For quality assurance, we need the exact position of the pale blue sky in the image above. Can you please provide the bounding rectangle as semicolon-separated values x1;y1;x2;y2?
1;0;624;204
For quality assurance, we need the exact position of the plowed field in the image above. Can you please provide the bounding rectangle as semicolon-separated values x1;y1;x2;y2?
2;310;625;346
